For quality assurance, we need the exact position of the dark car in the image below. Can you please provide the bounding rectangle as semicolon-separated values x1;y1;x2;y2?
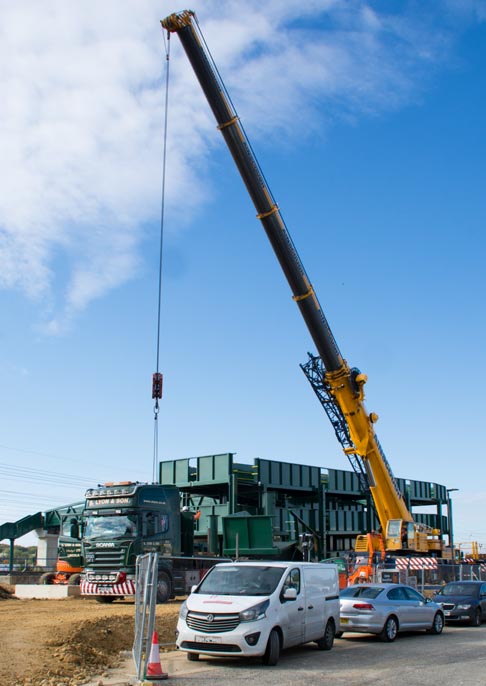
434;581;486;626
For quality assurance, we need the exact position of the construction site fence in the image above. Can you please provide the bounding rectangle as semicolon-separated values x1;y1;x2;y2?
378;562;486;595
133;553;158;683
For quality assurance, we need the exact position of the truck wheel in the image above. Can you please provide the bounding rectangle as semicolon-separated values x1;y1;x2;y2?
156;571;171;604
316;619;335;650
379;615;398;642
471;609;481;627
262;629;280;666
187;652;199;661
39;572;56;585
67;573;81;586
95;596;116;603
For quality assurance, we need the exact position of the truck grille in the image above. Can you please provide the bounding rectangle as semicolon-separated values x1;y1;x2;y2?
186;611;240;633
87;548;125;568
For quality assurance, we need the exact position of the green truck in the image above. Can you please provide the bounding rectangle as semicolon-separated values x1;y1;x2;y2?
40;503;84;585
80;481;222;602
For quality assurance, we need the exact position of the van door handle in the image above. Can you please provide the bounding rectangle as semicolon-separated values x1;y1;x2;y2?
298;607;304;611
308;605;314;610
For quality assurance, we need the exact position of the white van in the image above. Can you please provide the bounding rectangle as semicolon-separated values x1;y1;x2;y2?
175;561;340;666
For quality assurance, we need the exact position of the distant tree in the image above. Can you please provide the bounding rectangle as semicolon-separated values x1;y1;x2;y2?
0;544;37;566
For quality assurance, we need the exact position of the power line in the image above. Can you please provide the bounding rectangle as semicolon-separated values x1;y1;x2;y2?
0;461;99;487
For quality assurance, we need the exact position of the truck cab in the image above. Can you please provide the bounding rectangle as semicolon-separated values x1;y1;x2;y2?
80;482;182;601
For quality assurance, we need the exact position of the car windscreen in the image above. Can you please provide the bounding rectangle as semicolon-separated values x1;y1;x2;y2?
196;565;285;596
340;586;384;600
437;583;479;597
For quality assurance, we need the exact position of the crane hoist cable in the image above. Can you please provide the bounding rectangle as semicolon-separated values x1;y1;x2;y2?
151;29;171;483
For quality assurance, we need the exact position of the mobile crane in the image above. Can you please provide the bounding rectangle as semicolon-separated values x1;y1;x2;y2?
161;11;443;557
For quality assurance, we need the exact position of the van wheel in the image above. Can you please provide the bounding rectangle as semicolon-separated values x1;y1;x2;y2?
379;615;398;642
187;652;199;661
316;619;335;650
262;629;280;666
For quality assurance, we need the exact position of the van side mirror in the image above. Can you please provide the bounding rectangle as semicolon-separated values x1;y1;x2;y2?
283;587;297;601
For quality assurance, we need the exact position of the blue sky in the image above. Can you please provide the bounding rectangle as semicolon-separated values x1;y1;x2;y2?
1;1;485;555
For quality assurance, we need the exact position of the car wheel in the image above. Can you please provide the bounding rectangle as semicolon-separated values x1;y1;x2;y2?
471;609;481;627
379;615;398;642
262;629;281;666
316;619;335;650
187;652;199;661
428;612;444;635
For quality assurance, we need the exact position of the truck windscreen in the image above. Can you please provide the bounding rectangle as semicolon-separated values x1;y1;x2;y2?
84;514;138;539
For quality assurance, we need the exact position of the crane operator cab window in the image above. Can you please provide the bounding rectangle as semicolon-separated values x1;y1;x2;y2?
400;522;415;549
281;568;301;601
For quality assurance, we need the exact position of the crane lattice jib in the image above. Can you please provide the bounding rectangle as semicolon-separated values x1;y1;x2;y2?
162;11;413;533
301;353;371;498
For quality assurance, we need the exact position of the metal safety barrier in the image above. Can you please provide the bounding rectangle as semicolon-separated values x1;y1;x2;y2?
133;552;158;682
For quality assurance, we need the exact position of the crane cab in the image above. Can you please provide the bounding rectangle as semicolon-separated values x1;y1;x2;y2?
386;519;429;553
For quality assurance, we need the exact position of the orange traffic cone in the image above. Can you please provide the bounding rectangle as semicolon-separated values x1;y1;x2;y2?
145;631;168;681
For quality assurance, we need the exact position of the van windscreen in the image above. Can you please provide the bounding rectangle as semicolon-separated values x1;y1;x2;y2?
197;565;285;596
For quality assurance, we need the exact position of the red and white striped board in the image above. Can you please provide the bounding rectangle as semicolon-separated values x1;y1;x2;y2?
394;558;438;570
80;579;136;596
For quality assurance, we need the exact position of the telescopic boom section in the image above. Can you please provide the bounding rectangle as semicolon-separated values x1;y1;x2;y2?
162;11;422;547
162;11;342;372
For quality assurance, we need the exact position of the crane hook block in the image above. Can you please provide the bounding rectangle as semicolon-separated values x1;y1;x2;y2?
152;373;163;399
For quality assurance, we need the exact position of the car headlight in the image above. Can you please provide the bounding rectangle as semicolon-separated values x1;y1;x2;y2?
457;604;472;610
239;599;270;622
179;600;188;620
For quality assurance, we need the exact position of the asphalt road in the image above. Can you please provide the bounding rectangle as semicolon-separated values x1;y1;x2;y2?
87;624;486;685
154;625;486;686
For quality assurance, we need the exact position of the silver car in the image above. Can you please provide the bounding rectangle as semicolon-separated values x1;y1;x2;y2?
338;583;444;642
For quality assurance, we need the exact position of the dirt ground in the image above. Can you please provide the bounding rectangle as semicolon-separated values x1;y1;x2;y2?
0;584;181;686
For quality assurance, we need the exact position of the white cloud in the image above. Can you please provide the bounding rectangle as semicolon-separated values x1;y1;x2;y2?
0;0;479;331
